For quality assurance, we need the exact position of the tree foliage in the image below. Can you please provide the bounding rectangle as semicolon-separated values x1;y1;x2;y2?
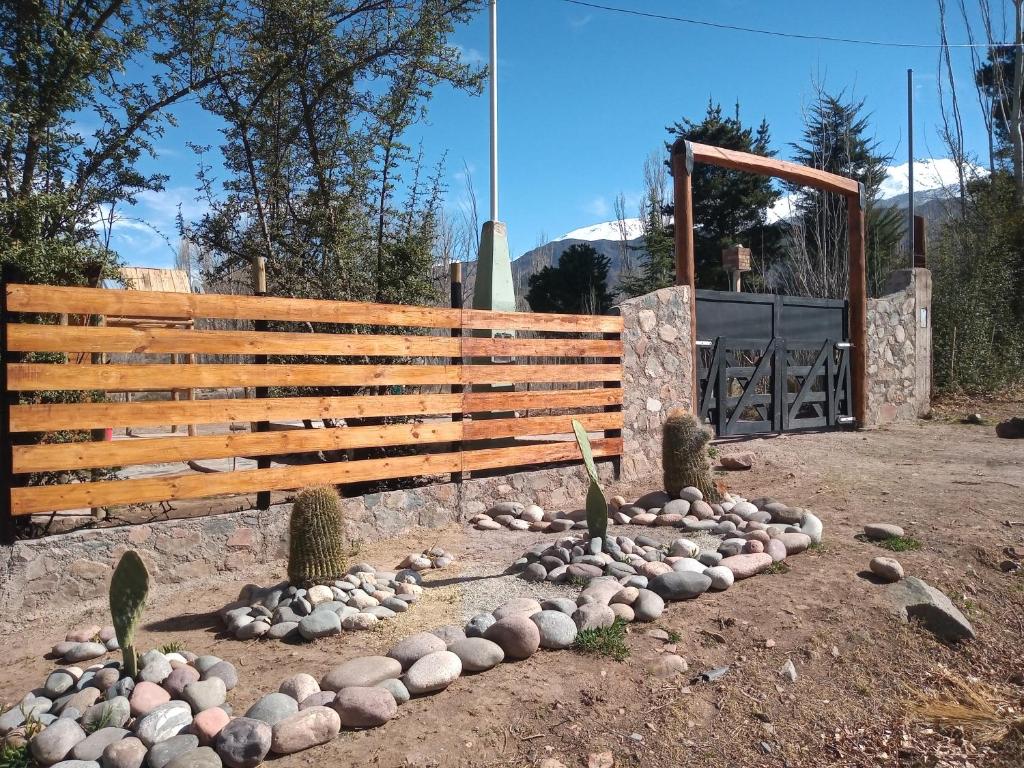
526;243;613;315
619;152;674;297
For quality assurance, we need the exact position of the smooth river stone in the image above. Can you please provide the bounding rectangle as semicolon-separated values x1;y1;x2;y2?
446;638;505;672
331;687;397;728
719;552;774;580
215;718;271;768
649;571;712;600
403;651;462;695
31;719;86;765
135;702;193;748
387;632;447;670
320;657;402;692
484;616;541;660
269;706;340;755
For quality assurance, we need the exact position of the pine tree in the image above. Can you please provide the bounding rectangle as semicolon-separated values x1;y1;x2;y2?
619;153;675;297
526;244;614;315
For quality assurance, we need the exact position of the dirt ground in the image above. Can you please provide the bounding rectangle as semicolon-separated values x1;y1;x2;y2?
3;416;1024;768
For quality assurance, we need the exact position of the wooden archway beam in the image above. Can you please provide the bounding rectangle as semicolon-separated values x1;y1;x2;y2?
671;138;868;427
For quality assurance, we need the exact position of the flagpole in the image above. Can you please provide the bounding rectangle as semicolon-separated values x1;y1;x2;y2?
489;0;499;222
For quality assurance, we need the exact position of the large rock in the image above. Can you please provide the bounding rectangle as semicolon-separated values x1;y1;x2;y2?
387;632;447;670
215;718;271;768
720;553;774;580
298;611;341;641
447;638;504;672
492;598;542;620
886;576;975;642
995;416;1024;438
800;511;824;544
191;708;230;746
404;651;462;695
864;523;905;540
703;565;734;591
162;667;200;699
269;706;340;754
720;452;754;470
278;674;319;703
31;719;86;765
244;693;297;726
649;572;712;601
182;679;226;714
530;611;578;649
632;589;664;622
148;734;199;768
70;727;129;761
772;531;812;555
331;687;397;728
572;604;616;631
101;736;147;768
320;657;402;691
135;702;193;748
484;616;541;659
164;746;222;768
870;556;904;582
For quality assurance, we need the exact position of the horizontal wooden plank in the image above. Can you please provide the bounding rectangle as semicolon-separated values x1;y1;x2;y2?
13;412;622;473
690;141;861;197
461;337;620;358
10;437;622;514
9;388;623;432
6;284;623;333
8;363;621;391
7;324;460;357
6;284;463;328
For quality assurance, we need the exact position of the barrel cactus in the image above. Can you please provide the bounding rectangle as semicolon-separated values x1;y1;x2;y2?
288;486;348;587
109;550;149;678
662;409;722;502
572;419;608;544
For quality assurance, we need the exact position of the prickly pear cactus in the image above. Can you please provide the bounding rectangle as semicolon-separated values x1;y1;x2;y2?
572;419;608;544
109;550;149;678
662;409;721;502
288;486;348;587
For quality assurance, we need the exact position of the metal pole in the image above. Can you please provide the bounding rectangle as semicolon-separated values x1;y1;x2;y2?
908;68;915;268
489;0;499;222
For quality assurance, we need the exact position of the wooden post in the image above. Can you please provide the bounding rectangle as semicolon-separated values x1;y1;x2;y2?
0;270;14;544
847;186;868;426
913;215;927;267
450;262;464;483
253;257;270;511
671;139;699;412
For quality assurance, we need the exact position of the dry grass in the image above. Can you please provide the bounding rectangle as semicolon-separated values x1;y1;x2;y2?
909;667;1024;745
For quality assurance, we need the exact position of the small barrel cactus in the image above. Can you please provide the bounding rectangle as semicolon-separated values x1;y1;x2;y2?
662;409;721;502
572;419;608;544
109;550;149;678
288;486;348;587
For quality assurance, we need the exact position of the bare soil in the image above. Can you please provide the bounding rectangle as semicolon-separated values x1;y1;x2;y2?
3;417;1024;767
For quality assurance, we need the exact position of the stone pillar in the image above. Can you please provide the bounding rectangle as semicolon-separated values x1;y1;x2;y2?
616;286;693;484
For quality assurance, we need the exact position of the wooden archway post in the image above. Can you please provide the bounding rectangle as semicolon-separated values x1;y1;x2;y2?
670;139;869;427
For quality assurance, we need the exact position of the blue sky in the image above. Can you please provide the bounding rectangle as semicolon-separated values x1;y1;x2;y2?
108;0;996;267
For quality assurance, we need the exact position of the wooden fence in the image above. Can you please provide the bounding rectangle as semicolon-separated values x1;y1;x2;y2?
0;282;623;531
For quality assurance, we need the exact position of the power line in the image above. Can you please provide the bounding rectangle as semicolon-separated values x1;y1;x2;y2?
558;0;1011;49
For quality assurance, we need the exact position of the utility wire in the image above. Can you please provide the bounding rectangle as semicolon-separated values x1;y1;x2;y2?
558;0;1012;49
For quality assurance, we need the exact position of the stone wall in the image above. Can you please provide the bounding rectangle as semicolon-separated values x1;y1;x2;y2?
616;285;694;483
865;268;932;425
0;459;611;626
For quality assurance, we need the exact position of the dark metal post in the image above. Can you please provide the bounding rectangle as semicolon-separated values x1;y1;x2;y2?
0;270;15;543
908;68;915;268
253;257;270;511
450;263;464;484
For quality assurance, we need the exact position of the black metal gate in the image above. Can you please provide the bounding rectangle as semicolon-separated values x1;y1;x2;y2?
695;290;853;436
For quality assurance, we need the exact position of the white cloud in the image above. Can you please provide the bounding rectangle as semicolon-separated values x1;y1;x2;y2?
453;44;486;67
582;195;611;219
99;186;208;267
569;14;593;29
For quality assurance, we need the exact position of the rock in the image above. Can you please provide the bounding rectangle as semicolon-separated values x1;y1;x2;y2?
484;615;541;659
488;501;524;516
297;611;341;641
870;556;904;582
200;663;237;692
65;644;108;664
580;578;625;605
331;687;397;728
671;558;708;574
649;571;712;600
45;670;78;698
780;659;798;683
572;604;616;630
492;598;542;620
447;638;504;672
772;531;811;555
610;603;634;622
306;585;333;605
33;719;87;765
996;416;1024;438
148;735;199;768
540;598;577;616
139;658;173;685
214;718;271;768
765;539;788;562
162;667;200;700
520;563;547;582
530;611;578;649
864;523;905;540
269;706;340;755
662;499;691;516
374;680;409;706
340;613;378;631
163;746;222;768
704;565;734;591
632;589;665;621
192;657;222;675
135;702;192;748
646;654;688;678
669;538;700;558
720;452;754;470
191;708;230;746
720;553;774;580
69;727;129;762
886;576;975;642
298;692;336;711
321;657;402;691
182;679;226;715
82;697;130;730
101;736;147;768
635;491;671;509
244;693;297;727
62;688;102;715
430;625;466;647
799;511;823;544
278;674;319;704
464;613;496;638
387;632;447;671
404;651;462;695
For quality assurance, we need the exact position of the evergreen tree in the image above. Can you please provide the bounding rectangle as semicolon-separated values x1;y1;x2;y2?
782;87;903;299
665;101;782;289
619;157;674;296
526;243;614;315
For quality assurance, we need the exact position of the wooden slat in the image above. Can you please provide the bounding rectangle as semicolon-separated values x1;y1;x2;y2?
461;308;621;334
461;337;620;358
690;141;861;196
9;437;622;515
7;324;461;357
9;388;623;432
12;412;622;473
8;363;621;391
6;284;463;329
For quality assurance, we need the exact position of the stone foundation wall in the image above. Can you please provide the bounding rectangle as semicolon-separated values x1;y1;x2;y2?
865;268;932;425
617;285;693;483
0;459;612;625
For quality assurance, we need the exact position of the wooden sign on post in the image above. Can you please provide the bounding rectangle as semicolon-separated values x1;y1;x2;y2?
722;244;751;292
